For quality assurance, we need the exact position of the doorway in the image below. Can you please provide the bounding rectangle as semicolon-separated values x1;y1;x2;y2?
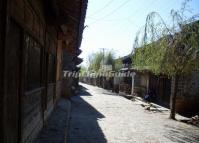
4;19;22;143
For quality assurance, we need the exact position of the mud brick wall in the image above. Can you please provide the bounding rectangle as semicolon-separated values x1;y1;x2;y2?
175;71;199;113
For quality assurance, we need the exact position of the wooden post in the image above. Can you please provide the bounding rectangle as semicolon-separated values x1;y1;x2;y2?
131;72;136;95
0;0;8;142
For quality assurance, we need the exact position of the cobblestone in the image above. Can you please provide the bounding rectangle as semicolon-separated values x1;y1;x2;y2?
35;99;71;143
69;83;199;143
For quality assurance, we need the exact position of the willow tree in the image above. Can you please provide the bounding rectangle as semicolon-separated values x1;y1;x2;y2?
133;0;199;119
88;52;104;72
115;58;123;71
88;51;115;72
103;52;115;71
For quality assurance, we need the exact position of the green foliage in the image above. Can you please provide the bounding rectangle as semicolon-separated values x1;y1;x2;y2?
114;58;123;71
105;52;115;65
80;66;87;74
132;0;199;76
163;23;199;75
133;43;165;74
88;52;104;71
88;50;115;72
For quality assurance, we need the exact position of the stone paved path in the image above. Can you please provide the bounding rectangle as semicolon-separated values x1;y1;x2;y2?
69;83;199;143
35;99;71;143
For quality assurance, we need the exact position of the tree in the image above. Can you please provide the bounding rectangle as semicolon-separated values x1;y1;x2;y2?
132;0;199;119
103;51;115;71
105;52;115;66
115;58;123;71
88;50;115;72
88;52;104;72
80;65;87;74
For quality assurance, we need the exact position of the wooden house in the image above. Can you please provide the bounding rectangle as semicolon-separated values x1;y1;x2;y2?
0;0;87;142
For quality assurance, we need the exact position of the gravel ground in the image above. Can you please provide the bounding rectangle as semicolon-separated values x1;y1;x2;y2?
68;83;199;143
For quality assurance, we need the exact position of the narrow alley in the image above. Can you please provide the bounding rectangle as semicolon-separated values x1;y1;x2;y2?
1;1;199;143
69;83;199;143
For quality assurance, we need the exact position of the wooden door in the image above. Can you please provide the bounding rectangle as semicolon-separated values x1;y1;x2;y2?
0;0;6;142
4;19;22;143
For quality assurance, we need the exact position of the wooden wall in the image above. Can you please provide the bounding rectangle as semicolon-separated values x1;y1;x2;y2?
3;0;59;142
21;90;43;143
1;0;87;142
4;19;22;143
0;0;6;142
149;75;171;107
134;73;149;97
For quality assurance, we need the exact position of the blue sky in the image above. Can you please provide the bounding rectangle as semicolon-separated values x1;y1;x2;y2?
79;0;199;66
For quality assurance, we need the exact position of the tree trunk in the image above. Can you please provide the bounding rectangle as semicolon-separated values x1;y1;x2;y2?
170;75;179;119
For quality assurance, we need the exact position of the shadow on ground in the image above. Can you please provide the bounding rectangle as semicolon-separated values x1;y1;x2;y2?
164;125;199;143
69;87;107;143
102;92;117;96
78;85;92;96
35;99;70;143
79;85;88;91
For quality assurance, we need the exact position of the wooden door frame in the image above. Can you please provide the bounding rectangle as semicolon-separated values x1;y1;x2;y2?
3;17;23;143
0;0;8;142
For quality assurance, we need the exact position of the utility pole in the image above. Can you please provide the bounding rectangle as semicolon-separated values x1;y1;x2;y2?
100;48;106;67
102;48;105;65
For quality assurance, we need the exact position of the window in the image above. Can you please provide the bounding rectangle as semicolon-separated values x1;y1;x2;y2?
25;34;41;91
48;53;56;83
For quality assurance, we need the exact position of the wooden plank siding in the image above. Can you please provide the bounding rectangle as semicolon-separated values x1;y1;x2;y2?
0;0;7;142
4;19;22;143
0;0;88;142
